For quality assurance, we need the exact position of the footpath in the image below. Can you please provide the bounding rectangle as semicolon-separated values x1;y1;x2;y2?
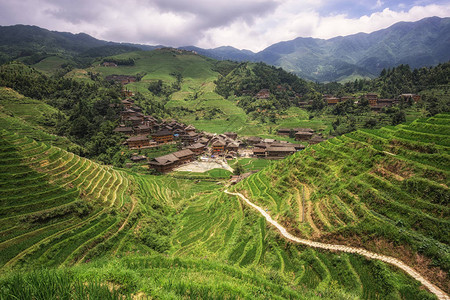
224;190;449;300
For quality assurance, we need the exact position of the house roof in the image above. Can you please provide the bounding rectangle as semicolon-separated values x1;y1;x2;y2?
173;149;194;158
295;131;313;136
152;130;173;137
226;142;239;148
253;148;266;153
126;135;149;142
185;125;196;130
212;140;226;146
266;146;296;152
149;154;179;166
246;136;262;142
187;143;205;149
114;126;133;132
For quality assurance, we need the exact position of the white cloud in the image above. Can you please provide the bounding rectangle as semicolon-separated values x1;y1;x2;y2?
0;0;449;52
198;3;450;51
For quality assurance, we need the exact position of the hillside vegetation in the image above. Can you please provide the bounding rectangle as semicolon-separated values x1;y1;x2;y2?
0;128;440;299
233;113;450;292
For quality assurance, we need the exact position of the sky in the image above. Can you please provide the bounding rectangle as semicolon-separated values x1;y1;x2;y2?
0;0;449;52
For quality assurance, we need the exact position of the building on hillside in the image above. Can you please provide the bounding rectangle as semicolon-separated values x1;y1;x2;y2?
364;93;379;106
224;132;238;140
121;99;133;109
266;146;296;158
120;109;136;120
295;131;313;141
198;137;210;145
326;97;340;105
102;62;117;67
128;116;143;126
185;125;196;133
121;89;134;97
277;128;292;136
126;136;151;149
226;142;239;153
246;136;262;146
309;136;325;144
212;140;226;153
133;124;152;135
399;94;421;102
152;130;174;144
180;131;198;145
256;89;270;99
187;143;206;155
173;149;195;164
253;147;266;158
148;149;195;173
130;155;147;162
114;126;134;136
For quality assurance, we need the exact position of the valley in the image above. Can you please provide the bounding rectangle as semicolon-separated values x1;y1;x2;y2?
0;26;449;299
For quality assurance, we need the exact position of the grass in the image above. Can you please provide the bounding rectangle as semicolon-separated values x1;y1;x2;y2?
233;113;450;292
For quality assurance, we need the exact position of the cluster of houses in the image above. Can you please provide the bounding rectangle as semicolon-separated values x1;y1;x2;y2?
323;93;420;111
105;75;137;85
114;98;330;173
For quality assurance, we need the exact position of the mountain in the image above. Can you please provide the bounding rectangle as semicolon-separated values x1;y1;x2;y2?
190;17;450;82
0;24;157;65
0;17;449;81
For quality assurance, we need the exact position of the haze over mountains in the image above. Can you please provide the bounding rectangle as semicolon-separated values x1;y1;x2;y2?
0;16;449;82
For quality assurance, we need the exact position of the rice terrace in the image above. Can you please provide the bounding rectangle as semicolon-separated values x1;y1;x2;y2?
0;7;449;300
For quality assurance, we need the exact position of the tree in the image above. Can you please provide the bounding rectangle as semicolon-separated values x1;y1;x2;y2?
234;161;244;175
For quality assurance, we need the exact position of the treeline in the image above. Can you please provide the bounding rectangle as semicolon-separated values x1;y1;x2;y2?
215;62;316;115
0;62;126;164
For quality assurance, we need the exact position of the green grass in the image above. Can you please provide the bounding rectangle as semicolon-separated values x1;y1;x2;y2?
233;113;450;288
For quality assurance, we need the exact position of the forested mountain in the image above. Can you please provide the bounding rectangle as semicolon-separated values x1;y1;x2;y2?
183;17;450;82
1;17;449;82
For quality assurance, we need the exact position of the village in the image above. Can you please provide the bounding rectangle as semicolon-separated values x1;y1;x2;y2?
113;95;329;174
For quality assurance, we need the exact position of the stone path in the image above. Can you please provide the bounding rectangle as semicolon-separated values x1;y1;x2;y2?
224;190;449;300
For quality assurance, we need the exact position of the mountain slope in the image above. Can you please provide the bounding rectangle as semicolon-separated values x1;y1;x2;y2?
232;113;450;292
193;17;450;82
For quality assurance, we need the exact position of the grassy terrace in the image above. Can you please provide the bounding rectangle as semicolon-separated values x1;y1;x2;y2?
0;130;133;270
233;113;450;293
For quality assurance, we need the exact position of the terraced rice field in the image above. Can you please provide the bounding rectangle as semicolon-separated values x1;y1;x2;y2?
0;130;135;269
233;113;450;293
170;187;436;299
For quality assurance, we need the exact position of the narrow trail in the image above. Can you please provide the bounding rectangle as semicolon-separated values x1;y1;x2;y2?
224;189;449;300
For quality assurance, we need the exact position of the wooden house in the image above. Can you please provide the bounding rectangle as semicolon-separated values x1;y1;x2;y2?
224;132;238;140
309;136;325;144
121;99;133;109
246;136;262;146
295;131;313;141
399;94;421;103
326;97;340;105
126;136;150;149
114;126;133;136
253;148;266;158
256;89;270;99
180;131;198;145
266;146;296;158
130;155;147;162
152;130;173;144
364;93;379;106
187;143;206;155
226;142;239;152
148;149;194;173
185;125;196;133
133;124;152;135
212;140;226;153
277;128;292;136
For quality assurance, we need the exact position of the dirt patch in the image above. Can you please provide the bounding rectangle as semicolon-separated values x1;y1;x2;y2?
174;160;232;173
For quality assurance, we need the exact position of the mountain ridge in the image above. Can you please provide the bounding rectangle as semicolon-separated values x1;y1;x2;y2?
0;16;449;81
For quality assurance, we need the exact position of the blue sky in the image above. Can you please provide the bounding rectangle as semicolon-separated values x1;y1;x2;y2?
0;0;449;51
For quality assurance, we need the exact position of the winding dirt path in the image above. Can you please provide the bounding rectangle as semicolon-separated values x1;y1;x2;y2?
224;190;449;300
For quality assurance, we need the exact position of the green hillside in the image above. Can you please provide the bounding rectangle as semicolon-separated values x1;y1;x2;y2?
232;113;450;292
0;129;440;299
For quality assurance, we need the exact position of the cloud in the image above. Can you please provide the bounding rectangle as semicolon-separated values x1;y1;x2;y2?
0;0;448;52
